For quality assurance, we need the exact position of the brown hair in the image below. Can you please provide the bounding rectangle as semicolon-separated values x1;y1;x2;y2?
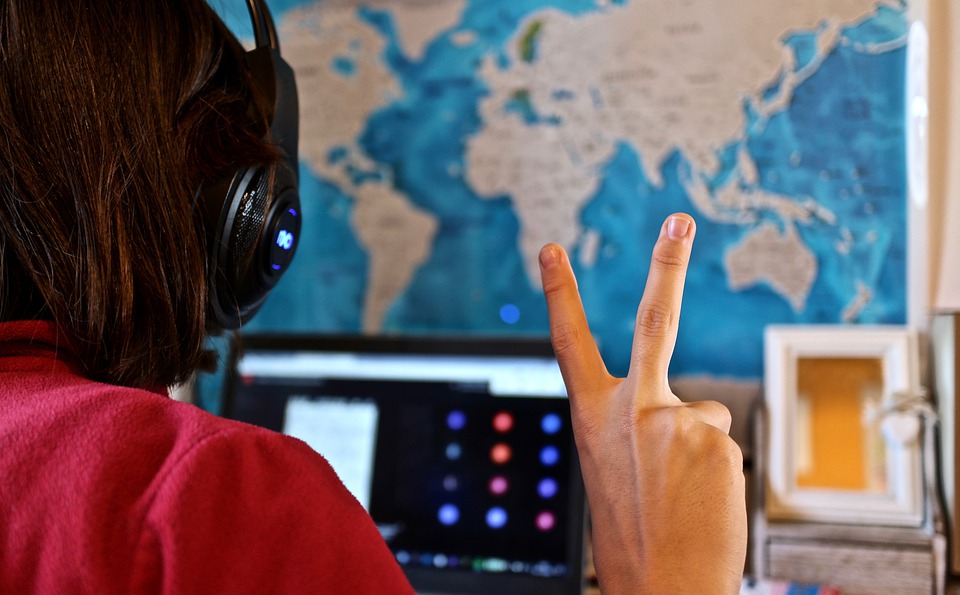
0;0;280;387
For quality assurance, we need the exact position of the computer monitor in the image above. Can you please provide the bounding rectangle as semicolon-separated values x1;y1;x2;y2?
222;334;586;595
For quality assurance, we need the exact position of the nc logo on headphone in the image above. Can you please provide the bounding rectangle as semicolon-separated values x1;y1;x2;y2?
277;228;295;251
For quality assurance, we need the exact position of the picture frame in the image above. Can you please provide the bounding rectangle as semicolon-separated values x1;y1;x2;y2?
763;325;924;526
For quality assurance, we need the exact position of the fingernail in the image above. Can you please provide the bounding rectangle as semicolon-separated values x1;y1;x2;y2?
539;244;562;269
666;216;690;240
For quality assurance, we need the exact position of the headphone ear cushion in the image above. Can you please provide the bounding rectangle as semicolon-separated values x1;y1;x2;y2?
204;161;300;330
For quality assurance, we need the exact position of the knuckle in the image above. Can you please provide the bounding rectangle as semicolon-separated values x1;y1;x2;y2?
637;406;743;468
651;244;688;270
722;435;744;466
717;403;733;429
709;431;745;471
635;300;673;339
669;405;701;436
687;399;735;436
541;275;567;297
549;321;582;357
636;405;694;440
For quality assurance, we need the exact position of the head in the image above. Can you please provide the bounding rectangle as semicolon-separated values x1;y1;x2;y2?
0;0;288;387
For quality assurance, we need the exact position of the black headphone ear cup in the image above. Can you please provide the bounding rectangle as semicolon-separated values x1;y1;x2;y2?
204;161;301;330
199;0;300;331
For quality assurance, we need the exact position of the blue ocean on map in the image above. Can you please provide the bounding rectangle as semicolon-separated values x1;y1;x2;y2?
200;0;909;409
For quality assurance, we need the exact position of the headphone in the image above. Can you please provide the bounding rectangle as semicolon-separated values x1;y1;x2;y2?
198;0;301;330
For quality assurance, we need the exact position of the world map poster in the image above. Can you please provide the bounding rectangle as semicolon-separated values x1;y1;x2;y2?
207;0;914;404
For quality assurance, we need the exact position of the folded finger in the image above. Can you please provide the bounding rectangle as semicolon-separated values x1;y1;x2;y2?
683;399;733;434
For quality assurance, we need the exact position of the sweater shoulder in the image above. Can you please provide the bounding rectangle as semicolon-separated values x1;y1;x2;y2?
134;404;414;594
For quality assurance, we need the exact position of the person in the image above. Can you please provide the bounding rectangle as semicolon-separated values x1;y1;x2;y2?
0;1;746;593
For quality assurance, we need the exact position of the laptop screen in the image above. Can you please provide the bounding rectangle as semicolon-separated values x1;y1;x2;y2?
222;334;586;595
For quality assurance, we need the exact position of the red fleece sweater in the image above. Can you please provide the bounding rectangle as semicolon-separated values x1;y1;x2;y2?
0;320;414;594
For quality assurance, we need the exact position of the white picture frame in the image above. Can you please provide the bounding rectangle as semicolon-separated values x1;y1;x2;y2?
764;325;924;526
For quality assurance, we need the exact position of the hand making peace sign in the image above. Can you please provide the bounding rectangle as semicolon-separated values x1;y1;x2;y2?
539;213;747;594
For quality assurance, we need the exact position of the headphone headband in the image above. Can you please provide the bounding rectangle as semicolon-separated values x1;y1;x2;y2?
246;0;279;50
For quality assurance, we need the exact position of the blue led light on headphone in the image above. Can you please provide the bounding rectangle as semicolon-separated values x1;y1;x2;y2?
267;200;300;276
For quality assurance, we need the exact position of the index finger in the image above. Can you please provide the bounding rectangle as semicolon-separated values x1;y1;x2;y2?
628;213;696;394
538;243;610;397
